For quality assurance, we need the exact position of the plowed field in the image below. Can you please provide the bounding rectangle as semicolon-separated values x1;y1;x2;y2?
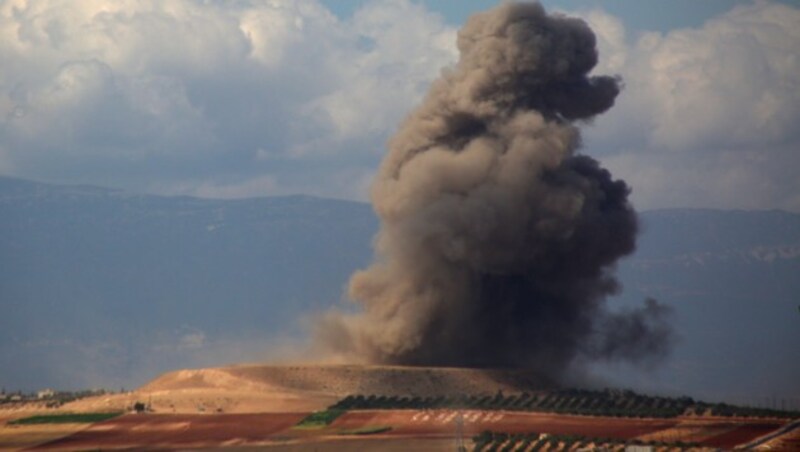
19;410;792;450
332;410;679;439
700;421;783;449
32;413;305;450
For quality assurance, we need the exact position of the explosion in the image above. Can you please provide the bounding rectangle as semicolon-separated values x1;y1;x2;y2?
318;2;671;381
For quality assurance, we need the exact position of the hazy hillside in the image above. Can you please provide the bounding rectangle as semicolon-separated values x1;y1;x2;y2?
608;208;800;405
1;176;798;404
0;176;377;390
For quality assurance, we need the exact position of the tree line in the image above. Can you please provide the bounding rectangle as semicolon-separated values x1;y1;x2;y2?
471;431;698;452
329;388;800;419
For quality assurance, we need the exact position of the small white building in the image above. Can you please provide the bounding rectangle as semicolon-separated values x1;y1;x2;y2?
37;388;55;399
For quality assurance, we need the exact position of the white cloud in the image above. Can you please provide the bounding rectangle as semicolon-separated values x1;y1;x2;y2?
641;5;800;151
0;0;456;199
582;1;800;211
0;0;796;211
304;0;456;145
583;9;628;74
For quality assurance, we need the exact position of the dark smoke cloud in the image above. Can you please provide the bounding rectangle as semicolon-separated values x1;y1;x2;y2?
317;2;672;380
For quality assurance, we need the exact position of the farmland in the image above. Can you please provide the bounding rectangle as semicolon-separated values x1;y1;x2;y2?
2;365;797;451
5;409;794;451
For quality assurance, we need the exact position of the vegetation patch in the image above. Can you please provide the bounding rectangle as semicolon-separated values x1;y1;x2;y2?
330;389;800;419
330;389;695;418
340;425;392;435
293;409;345;429
472;430;699;452
8;412;123;425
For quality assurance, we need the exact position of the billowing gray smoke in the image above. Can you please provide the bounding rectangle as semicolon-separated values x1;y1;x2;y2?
317;2;672;380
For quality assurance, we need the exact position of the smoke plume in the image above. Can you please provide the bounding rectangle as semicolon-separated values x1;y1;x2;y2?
317;2;672;380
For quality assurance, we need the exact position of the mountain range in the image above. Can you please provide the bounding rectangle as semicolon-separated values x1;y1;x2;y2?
1;176;798;406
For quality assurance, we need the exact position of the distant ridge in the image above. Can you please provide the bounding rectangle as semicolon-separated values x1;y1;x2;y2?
1;175;799;403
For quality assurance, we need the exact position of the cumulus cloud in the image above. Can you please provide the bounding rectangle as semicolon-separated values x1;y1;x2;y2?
0;0;796;211
581;1;800;211
0;0;456;199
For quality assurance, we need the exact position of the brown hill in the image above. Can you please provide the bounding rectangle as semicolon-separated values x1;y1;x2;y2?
63;364;553;414
145;364;554;397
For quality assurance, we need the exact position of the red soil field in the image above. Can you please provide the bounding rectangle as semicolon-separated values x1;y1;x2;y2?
702;422;785;449
331;410;678;439
32;413;305;450
767;424;800;450
24;410;792;450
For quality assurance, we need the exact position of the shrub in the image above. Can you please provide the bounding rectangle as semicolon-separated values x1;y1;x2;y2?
294;409;345;428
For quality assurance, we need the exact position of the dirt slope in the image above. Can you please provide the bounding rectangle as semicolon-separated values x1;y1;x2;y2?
197;364;552;396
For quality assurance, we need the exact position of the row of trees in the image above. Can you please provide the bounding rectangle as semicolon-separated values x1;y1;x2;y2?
689;402;799;419
471;431;698;452
330;389;696;418
330;389;800;420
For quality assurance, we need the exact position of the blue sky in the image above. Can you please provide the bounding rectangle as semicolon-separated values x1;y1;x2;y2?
0;0;798;211
324;0;796;31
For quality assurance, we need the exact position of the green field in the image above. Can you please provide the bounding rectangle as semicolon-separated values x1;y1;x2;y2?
8;412;123;425
342;425;392;435
293;409;346;429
